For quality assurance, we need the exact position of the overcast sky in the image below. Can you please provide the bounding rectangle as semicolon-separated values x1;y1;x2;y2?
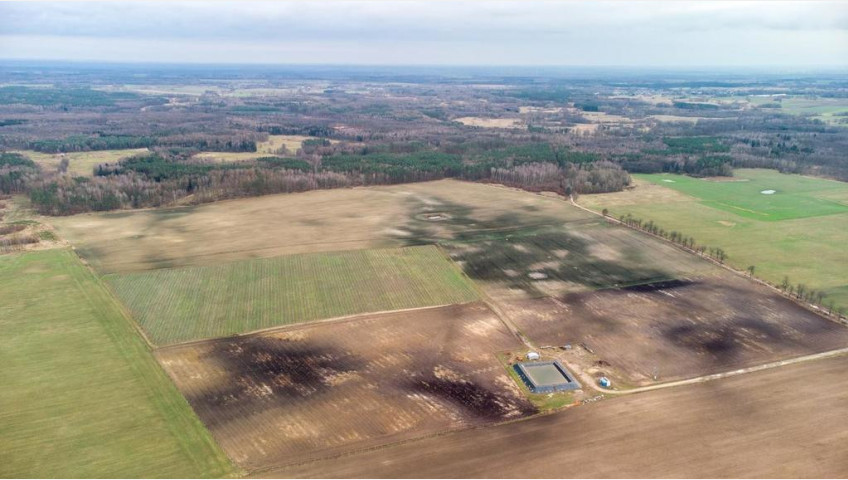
1;1;846;67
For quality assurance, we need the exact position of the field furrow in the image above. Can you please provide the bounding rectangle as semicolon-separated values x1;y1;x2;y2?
106;245;479;345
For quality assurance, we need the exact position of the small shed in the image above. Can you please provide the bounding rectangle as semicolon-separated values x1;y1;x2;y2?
599;377;611;388
526;351;541;361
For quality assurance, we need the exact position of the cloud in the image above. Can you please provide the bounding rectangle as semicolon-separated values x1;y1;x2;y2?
0;1;846;66
2;1;846;39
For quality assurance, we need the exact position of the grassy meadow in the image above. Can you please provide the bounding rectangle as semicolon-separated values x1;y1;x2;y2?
0;249;232;478
106;245;479;345
581;169;848;309
14;148;149;176
636;169;848;220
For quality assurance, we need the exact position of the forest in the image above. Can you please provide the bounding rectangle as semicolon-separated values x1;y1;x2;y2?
0;64;846;214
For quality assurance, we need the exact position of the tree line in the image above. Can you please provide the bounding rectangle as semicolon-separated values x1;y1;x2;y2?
23;147;633;215
613;211;845;320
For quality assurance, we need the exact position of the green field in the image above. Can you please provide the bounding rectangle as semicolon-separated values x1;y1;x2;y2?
636;169;848;221
0;249;232;478
582;169;848;310
106;245;479;345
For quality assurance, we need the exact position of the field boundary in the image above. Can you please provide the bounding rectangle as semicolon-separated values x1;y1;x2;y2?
153;301;480;351
569;195;848;327
586;346;848;395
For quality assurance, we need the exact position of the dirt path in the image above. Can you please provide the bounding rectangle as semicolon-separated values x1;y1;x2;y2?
589;345;848;395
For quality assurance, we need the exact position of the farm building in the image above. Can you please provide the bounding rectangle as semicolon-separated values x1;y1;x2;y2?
515;360;581;393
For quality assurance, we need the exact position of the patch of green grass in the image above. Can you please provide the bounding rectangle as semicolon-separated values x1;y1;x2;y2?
0;249;232;478
106;245;479;345
582;171;848;309
37;230;57;241
636;169;848;221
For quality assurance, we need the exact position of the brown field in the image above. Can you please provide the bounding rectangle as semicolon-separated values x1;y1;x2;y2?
442;220;716;301
580;176;690;208
502;271;848;386
155;302;536;471
49;180;592;273
518;106;564;114
567;123;599;134
14;148;149;176
648;114;709;123
272;354;848;478
575;110;633;124
455;117;523;129
609;94;676;105
192;135;336;162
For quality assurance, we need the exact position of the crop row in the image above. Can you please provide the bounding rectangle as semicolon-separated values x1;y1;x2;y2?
107;245;479;345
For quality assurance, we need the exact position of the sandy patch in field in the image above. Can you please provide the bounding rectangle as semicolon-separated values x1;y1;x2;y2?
569;124;599;134
455;117;523;129
716;220;736;227
609;94;675;105
588;244;622;261
577;111;633;124
579;179;694;209
703;176;750;183
648;115;705;123
519;106;564;114
529;261;561;271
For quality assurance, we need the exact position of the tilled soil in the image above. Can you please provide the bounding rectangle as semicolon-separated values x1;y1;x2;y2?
268;354;848;478
502;271;848;385
155;302;535;471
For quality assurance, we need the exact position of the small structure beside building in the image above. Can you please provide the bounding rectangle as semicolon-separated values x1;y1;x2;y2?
526;351;541;361
515;360;581;393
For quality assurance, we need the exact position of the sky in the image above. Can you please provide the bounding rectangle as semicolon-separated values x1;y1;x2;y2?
0;1;846;67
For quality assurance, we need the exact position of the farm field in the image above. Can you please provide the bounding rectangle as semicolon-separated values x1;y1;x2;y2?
580;171;848;309
192;135;336;162
49;179;592;273
772;96;848;126
454;116;523;128
156;302;535;471
0;249;231;478
106;245;479;345
14;148;149;176
274;354;848;478
442;220;715;299
637;169;848;221
502;271;848;386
